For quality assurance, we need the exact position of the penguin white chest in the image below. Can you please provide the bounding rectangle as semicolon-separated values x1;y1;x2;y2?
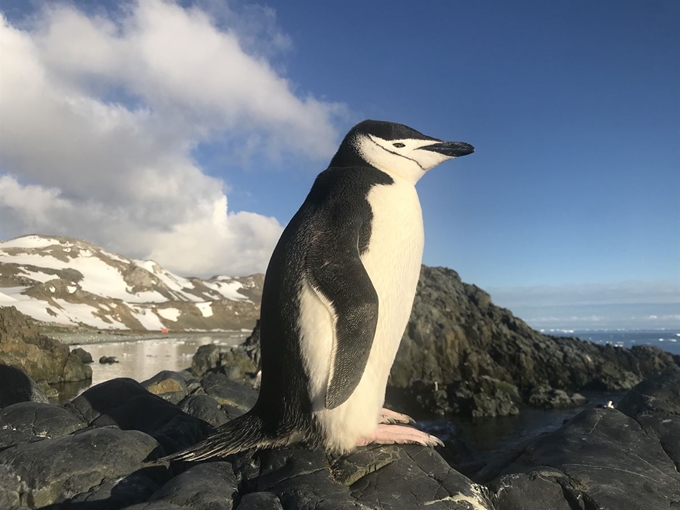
360;180;424;378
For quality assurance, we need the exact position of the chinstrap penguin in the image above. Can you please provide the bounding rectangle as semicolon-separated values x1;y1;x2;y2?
165;120;474;461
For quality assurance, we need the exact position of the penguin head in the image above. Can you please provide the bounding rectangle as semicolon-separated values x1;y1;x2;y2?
330;120;474;184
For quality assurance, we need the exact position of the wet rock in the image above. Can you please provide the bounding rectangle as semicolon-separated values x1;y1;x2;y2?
0;401;86;449
71;346;93;363
0;364;48;407
99;355;119;364
66;378;212;455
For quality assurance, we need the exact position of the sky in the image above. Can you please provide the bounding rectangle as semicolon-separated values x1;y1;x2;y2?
0;0;678;329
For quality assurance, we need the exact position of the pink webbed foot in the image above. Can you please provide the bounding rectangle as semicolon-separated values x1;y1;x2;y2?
379;408;415;425
356;424;444;448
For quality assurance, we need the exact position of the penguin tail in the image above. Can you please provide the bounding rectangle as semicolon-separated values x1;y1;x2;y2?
160;411;275;462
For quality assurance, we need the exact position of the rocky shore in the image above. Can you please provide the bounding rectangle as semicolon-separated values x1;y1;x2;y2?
1;362;679;509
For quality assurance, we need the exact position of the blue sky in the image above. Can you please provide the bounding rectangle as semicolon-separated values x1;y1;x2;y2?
0;0;678;329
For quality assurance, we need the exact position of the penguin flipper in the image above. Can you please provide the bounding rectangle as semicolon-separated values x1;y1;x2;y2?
307;228;379;410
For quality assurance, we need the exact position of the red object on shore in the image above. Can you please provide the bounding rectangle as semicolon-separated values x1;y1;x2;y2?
160;327;169;333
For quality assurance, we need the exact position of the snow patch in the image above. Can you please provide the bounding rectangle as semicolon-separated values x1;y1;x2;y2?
196;302;213;318
0;236;62;249
157;308;181;322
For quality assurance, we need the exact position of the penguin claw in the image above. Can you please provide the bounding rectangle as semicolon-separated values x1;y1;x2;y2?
357;424;444;448
379;408;415;425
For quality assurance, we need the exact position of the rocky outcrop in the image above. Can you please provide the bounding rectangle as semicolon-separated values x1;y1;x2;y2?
1;365;679;510
387;266;680;417
0;306;91;387
477;369;680;510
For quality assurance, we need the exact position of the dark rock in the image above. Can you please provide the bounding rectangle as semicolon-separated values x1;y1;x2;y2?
66;378;212;455
133;462;238;510
190;342;259;387
236;491;283;510
200;373;257;411
388;266;680;417
142;370;189;404
191;344;221;377
72;346;93;363
480;407;680;510
242;319;261;369
67;470;162;510
618;368;680;468
527;385;588;409
0;401;86;449
0;364;48;407
237;445;494;510
0;426;167;509
100;355;119;364
178;394;243;428
0;306;91;385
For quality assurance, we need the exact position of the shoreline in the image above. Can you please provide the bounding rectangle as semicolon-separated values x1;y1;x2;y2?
47;329;251;346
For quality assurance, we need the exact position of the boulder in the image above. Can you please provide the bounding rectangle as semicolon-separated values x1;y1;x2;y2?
0;401;86;449
142;370;189;404
0;364;49;407
200;372;257;412
0;426;166;509
100;355;119;364
0;306;91;385
72;346;93;363
475;372;680;509
66;378;212;455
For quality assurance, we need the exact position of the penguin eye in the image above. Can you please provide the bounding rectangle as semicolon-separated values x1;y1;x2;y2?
392;143;405;148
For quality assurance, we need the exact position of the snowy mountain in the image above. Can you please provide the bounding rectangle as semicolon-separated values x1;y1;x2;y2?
0;235;263;331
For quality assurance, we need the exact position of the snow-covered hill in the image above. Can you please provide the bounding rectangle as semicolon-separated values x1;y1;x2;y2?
0;235;263;331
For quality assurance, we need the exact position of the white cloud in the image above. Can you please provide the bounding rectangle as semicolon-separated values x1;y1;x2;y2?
0;1;345;276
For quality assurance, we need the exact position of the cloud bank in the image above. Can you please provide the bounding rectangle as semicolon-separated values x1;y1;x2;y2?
0;0;344;276
488;281;680;329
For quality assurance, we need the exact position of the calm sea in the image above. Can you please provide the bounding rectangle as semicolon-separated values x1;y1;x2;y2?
547;329;680;356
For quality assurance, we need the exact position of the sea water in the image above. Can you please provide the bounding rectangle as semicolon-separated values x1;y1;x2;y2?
547;329;680;355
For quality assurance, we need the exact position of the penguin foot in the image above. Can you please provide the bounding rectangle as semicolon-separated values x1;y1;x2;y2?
357;424;444;448
379;408;415;425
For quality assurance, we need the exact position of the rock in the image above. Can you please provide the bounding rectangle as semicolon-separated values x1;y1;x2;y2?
191;344;221;376
142;370;189;404
0;401;86;449
527;385;588;409
0;306;91;385
99;355;119;364
242;319;261;369
66;378;212;455
479;407;680;510
190;342;258;386
71;346;93;363
618;368;680;468
0;364;49;407
237;491;283;510
178;394;239;428
127;462;239;510
388;266;680;417
0;426;167;509
236;445;494;510
200;372;257;411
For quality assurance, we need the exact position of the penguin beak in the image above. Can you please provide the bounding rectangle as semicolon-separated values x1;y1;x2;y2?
419;141;475;158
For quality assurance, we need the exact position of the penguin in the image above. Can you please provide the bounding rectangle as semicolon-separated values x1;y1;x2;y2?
166;120;474;461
